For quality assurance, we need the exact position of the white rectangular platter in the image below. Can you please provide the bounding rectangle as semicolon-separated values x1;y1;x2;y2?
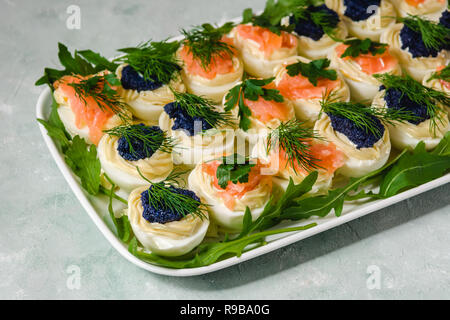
37;84;450;277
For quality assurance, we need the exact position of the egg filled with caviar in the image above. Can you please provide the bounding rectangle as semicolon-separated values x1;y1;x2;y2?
224;78;295;145
252;120;345;193
97;123;174;192
325;0;397;41
380;15;449;82
328;38;401;101
188;154;272;232
391;0;448;21
314;98;393;177
115;40;186;121
289;4;349;60
373;73;449;150
178;23;244;103
53;72;131;145
274;56;350;126
127;174;209;257
159;92;236;166
423;65;450;115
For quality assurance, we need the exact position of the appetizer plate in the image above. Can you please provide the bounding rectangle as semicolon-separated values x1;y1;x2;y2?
37;85;450;277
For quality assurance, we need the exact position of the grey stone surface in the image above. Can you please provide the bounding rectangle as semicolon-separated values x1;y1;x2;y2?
0;0;449;299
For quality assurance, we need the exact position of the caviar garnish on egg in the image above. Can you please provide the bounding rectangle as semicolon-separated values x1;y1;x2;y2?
343;0;381;22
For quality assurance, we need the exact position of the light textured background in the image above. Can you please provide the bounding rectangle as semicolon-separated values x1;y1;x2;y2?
0;0;449;300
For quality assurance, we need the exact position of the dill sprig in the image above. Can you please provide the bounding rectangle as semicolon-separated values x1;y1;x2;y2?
427;65;450;83
339;38;387;58
115;40;181;84
137;168;208;221
181;22;235;71
374;73;449;134
320;91;418;138
397;15;449;51
68;73;130;121
104;124;174;157
172;91;235;129
268;120;324;173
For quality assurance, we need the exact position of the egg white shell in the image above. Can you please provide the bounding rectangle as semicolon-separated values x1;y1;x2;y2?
388;123;448;151
343;77;380;102
126;99;167;121
57;104;92;143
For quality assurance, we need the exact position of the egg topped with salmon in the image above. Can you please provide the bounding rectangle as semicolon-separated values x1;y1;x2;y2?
188;154;272;232
289;4;349;60
178;23;244;103
325;0;397;41
380;16;449;82
391;0;448;21
274;56;350;126
423;65;450;116
115;40;186;121
328;39;401;101
53;72;131;145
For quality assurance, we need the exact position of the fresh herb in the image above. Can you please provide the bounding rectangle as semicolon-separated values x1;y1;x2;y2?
320;92;417;138
427;65;450;83
115;40;181;84
172;91;235;129
242;0;295;35
137;168;208;220
398;15;450;51
374;73;449;134
267;120;323;173
339;38;387;58
104;124;174;157
216;154;256;189
181;22;235;71
286;58;337;86
64;136;102;195
36;42;118;88
68;73;130;121
224;78;284;131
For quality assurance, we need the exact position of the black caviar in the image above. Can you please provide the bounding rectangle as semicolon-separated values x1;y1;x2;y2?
120;65;163;92
141;186;201;224
381;86;429;125
399;24;442;58
289;5;340;41
439;10;450;50
344;0;380;22
117;124;163;161
328;113;384;149
164;102;213;136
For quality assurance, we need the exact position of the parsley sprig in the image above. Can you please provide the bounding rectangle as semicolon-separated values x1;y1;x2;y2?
215;154;256;189
181;22;235;71
267;120;324;173
339;38;388;58
374;73;449;134
137;168;208;220
115;40;181;84
68;73;130;122
398;15;449;51
224;78;284;131
286;58;337;86
103;124;175;157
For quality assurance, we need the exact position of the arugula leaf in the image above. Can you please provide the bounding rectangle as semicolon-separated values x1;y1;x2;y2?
286;58;337;86
224;78;284;131
216;154;256;189
128;222;317;269
431;132;450;156
64;136;101;195
340;38;387;58
379;139;450;197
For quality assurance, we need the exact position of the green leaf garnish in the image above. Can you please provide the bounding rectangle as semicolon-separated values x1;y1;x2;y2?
286;58;337;86
398;15;450;51
36;43;118;88
215;154;256;189
427;65;450;83
374;73;449;135
64;136;101;195
340;38;387;58
224;78;284;131
103;124;174;158
115;40;181;84
181;22;235;71
267;120;324;173
172;91;235;130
